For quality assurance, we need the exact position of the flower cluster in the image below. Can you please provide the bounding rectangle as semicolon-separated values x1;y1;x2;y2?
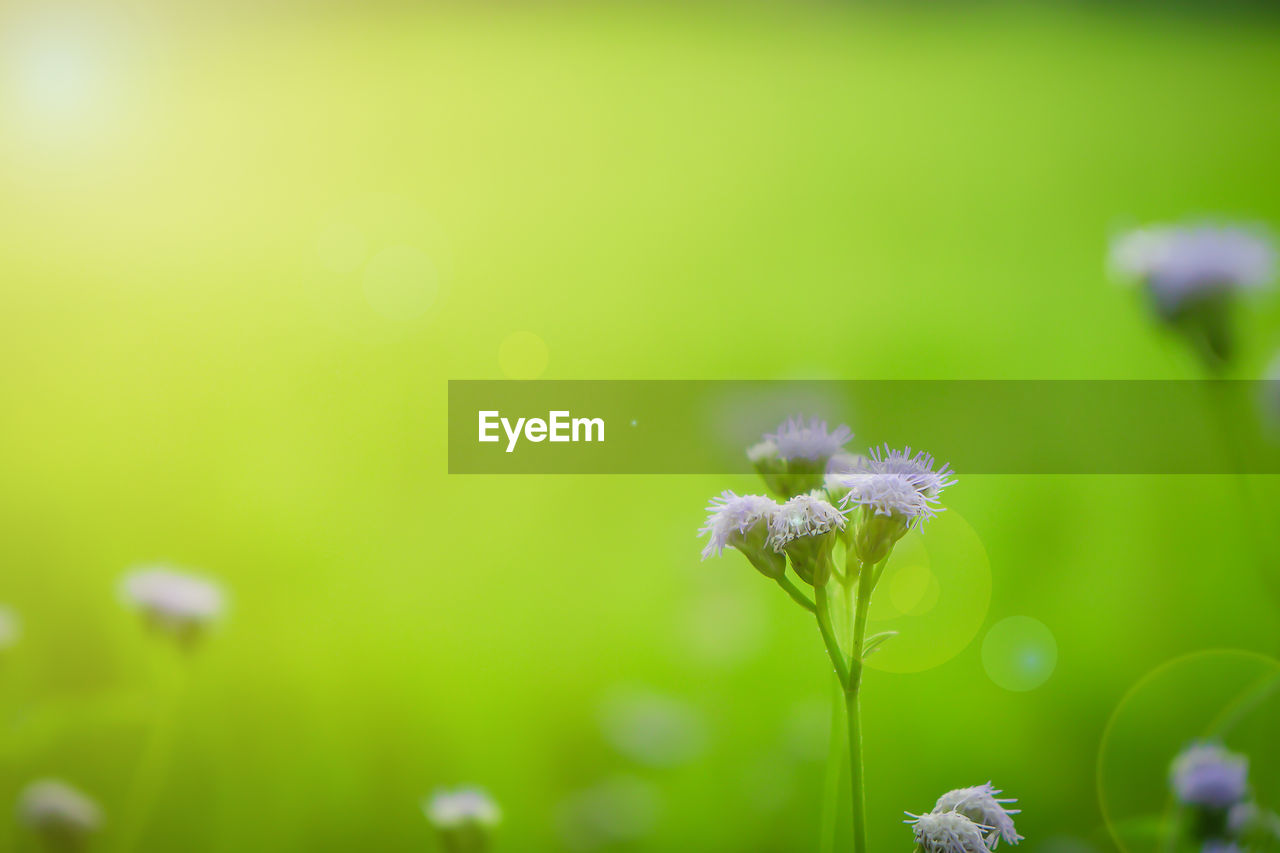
1169;742;1280;849
907;782;1022;852
1111;222;1276;368
18;779;103;845
702;418;954;590
121;567;226;647
424;787;501;851
700;416;980;852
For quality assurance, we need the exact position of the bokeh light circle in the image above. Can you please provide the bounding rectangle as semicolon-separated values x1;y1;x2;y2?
362;245;438;320
499;331;549;379
981;616;1058;691
1097;649;1280;853
863;508;991;674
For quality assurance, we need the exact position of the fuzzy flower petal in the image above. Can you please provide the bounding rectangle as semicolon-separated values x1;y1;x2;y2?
767;493;846;551
1170;742;1249;809
121;568;225;633
765;416;853;462
1111;224;1276;314
906;810;993;853
425;787;501;829
0;604;19;650
933;783;1023;847
18;779;102;837
833;445;954;522
698;491;778;559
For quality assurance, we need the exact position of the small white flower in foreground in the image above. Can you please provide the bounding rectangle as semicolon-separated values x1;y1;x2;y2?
424;787;501;829
833;446;955;523
17;779;102;840
1110;224;1275;316
1201;842;1242;853
698;492;778;560
767;493;846;550
1170;742;1249;809
907;810;993;853
766;416;853;462
934;783;1023;847
121;568;225;640
1228;800;1280;843
747;438;779;465
0;605;20;650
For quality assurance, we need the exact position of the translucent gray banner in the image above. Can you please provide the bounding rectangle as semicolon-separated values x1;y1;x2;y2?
447;381;1280;474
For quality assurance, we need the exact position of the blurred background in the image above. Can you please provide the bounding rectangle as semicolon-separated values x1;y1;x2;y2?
2;1;1280;850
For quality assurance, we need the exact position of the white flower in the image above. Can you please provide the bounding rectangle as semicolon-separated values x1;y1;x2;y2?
933;783;1023;847
121;568;225;637
18;779;102;838
765;417;853;462
746;438;779;464
698;491;778;559
1170;742;1249;809
424;787;501;829
906;810;993;853
0;605;20;650
1110;224;1275;315
767;493;846;551
833;445;955;523
1201;843;1241;853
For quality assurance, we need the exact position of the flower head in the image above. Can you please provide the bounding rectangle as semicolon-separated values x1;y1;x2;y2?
1110;224;1275;316
906;810;992;853
768;493;846;585
0;605;19;651
767;417;854;462
834;446;954;522
831;446;954;563
1171;742;1249;809
1201;843;1241;853
933;783;1022;848
767;493;847;549
424;787;501;830
698;492;777;560
121;568;225;643
698;491;785;578
1228;801;1280;845
750;417;854;497
18;779;102;841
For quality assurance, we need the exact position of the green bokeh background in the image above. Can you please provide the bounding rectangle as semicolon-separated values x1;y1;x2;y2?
2;2;1280;850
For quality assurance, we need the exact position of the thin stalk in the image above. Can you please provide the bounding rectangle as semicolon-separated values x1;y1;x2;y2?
114;654;186;853
817;683;845;853
776;574;817;613
845;560;877;853
814;583;850;687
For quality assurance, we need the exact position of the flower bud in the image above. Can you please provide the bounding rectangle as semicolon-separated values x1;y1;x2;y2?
768;494;846;587
698;492;784;579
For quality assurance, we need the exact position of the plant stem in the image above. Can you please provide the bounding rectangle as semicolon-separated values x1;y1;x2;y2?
814;583;850;687
817;683;844;853
844;560;876;853
114;654;185;853
776;574;817;613
846;686;866;853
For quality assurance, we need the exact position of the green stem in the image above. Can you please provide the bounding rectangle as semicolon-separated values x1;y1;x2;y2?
814;583;850;687
114;656;186;853
776;574;817;613
846;686;866;853
817;683;844;853
845;560;876;853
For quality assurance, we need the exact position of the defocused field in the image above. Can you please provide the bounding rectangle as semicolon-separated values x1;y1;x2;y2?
2;1;1280;851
